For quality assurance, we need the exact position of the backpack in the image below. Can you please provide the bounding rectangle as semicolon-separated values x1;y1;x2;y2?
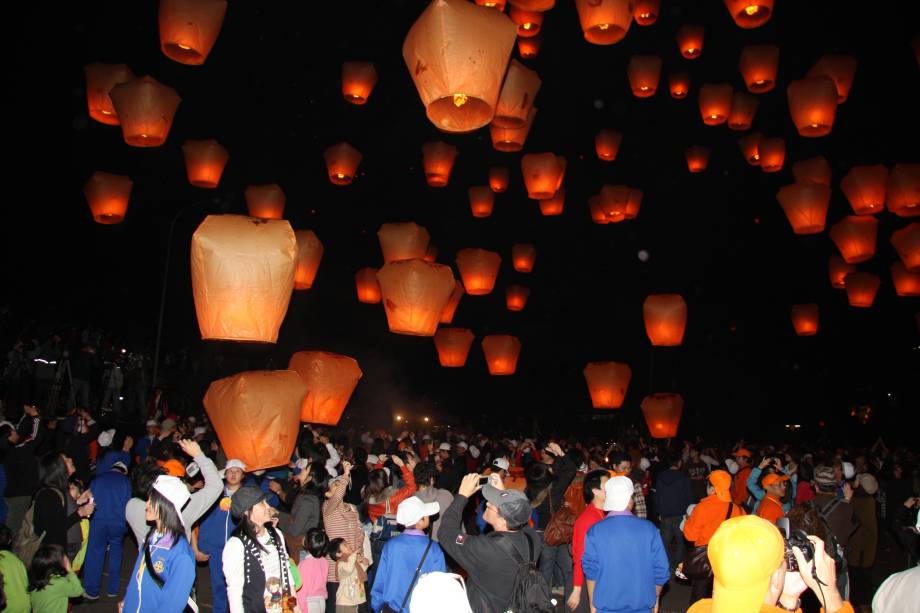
15;488;64;567
494;531;555;613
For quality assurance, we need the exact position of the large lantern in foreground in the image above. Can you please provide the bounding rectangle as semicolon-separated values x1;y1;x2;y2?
469;186;495;218
685;146;710;173
575;0;633;45
583;362;631;409
434;328;475;367
723;0;773;29
891;223;920;271
355;268;381;303
791;304;819;336
596;129;623;161
641;393;683;439
84;63;135;125
676;24;704;59
490;166;510;192
402;0;517;133
109;76;181;147
628;55;662;97
288;351;362;425
739;44;778;93
376;259;455;336
892;262;920;297
698;83;733;125
439;280;465;323
491;107;536;151
378;222;431;264
727;92;758;131
342;61;378;105
505;285;530;311
776;182;830;235
521;153;566;199
512;243;536;272
203;370;305;471
191;215;296;343
324;142;362;185
669;72;691;99
643;294;687;346
829;216;878;264
159;0;227;65
456;248;501;295
245;184;286;220
83;171;132;224
182;139;229;188
293;230;324;290
792;156;831;187
422;141;459;187
841;164;887;215
494;60;541;128
808;55;857;103
481;335;521;375
539;189;565;216
845;272;881;308
787;76;838;137
828;256;855;289
759;137;785;172
887;164;920;218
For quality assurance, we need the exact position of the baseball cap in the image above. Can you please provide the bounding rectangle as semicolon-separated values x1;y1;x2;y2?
482;485;531;526
111;461;128;474
456;441;468;450
145;419;158;428
724;458;740;475
438;443;451;451
493;458;510;471
396;496;440;527
709;470;732;503
469;445;480;459
97;428;115;447
159;458;186;478
153;475;191;527
707;515;785;613
857;473;878;495
638;458;651;471
814;466;836;487
410;573;472;613
603;476;635;512
231;486;269;519
225;459;247;472
762;473;789;488
841;461;855;480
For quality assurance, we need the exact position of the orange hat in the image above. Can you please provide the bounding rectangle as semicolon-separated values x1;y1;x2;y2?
761;473;789;488
708;470;732;502
159;459;186;478
708;515;784;613
733;448;752;458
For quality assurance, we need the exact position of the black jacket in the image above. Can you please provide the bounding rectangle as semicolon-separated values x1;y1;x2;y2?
656;469;693;518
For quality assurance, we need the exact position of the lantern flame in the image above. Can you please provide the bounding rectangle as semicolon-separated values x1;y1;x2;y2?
598;23;610;30
453;93;469;107
744;4;759;14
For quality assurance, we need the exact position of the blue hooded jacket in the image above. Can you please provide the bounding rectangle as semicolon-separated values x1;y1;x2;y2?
122;532;195;613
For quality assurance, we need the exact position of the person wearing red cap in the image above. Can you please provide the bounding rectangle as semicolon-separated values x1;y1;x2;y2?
756;474;790;526
731;449;754;507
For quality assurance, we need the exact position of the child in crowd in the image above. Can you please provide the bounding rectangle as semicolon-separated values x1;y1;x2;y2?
296;528;330;613
27;544;84;613
67;476;90;572
331;538;365;613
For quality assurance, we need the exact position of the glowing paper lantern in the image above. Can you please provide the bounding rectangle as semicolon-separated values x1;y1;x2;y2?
685;146;710;173
539;189;565;216
293;230;324;290
641;393;683;439
600;185;629;222
440;280;465;323
723;0;773;29
828;256;855;289
456;248;502;295
791;304;819;336
759;137;785;173
481;335;521;375
739;44;779;93
892;262;920;297
787;76;838;137
829;216;878;264
676;25;704;59
182;139;229;188
512;243;536;272
727;92;758;130
509;7;543;37
633;0;659;25
204;370;305;470
776;183;830;234
468;186;495;218
402;0;518;133
517;36;542;59
628;55;662;97
583;362;631;409
891;223;920;272
158;0;227;65
422;141;459;187
288;352;362;425
474;0;507;8
698;83;733;125
378;222;431;264
643;294;687;346
808;55;858;103
595;129;623;161
342;61;378;105
355;268;381;304
845;272;881;308
625;188;643;219
887;164;920;218
434;328;475;367
841;165;887;215
494;60;541;128
509;0;554;9
191;215;296;343
521;153;566;199
505;285;530;311
738;132;763;166
490;166;510;192
245;184;286;220
109;76;181;147
83;171;132;224
376;259;456;336
84;63;135;125
491;107;536;151
324;142;362;185
575;0;633;45
669;73;690;99
589;196;609;225
792;156;831;187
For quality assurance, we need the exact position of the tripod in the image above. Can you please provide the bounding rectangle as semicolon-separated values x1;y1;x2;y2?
47;352;76;417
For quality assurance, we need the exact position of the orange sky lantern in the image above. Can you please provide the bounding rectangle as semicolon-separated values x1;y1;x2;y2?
643;294;687;346
828;256;855;289
626;188;643;219
191;215;296;343
182;139;229;188
83;171;132;224
641;393;683;439
288;351;362;425
540;189;566;216
342;61;378;105
456;248;502;295
403;0;517;133
481;335;522;375
245;184;286;220
698;83;733;125
583;362;631;409
491;107;536;151
474;0;507;8
439;280;465;323
829;216;878;264
808;54;858;103
600;184;629;220
739;44;779;93
494;60;541;128
422;141;459;187
109;76;181;147
490;166;510;192
628;55;662;97
676;24;704;59
509;0;555;9
469;186;496;218
84;63;135;125
841;164;887;215
521;153;566;199
723;0;773;29
727;91;758;130
669;72;691;99
159;0;227;65
505;284;530;311
887;164;920;218
776;182;830;234
759;137;785;172
892;262;920;297
738;132;763;166
595;129;623;161
633;0;659;25
378;222;431;264
845;272;881;308
685;146;710;173
293;230;324;290
787;76;838;137
517;35;542;59
508;7;543;37
434;328;475;367
791;304;819;336
355;268;381;304
512;243;536;272
575;0;633;45
792;156;831;187
376;259;456;336
589;195;609;224
324;142;362;185
891;223;920;272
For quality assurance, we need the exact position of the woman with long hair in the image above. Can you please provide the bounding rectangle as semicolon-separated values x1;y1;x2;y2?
34;453;94;559
283;461;329;556
27;544;83;613
120;475;196;612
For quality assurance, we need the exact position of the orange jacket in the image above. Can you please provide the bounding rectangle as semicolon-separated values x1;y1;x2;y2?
732;465;753;505
757;496;785;525
366;464;416;522
683;494;745;547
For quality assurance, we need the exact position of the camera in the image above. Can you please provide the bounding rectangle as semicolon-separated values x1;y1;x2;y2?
478;476;489;486
776;518;815;573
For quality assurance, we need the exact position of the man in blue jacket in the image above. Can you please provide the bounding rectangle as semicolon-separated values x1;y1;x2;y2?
371;495;447;613
83;460;132;599
582;476;670;613
197;458;245;613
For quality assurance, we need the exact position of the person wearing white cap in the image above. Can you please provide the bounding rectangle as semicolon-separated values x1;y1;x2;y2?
370;496;447;613
82;447;132;599
409;572;473;613
133;420;160;462
120;475;196;612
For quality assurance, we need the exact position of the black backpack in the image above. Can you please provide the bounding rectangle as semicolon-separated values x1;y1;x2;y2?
494;531;555;613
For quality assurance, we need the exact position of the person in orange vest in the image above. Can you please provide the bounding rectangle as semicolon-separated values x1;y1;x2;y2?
756;473;789;525
731;449;754;507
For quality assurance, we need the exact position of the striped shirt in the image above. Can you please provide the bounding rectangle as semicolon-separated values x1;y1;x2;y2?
322;476;367;582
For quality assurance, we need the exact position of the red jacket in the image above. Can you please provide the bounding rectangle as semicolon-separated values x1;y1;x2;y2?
572;504;606;587
366;465;416;522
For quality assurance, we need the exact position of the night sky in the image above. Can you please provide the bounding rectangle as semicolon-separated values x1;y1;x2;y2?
7;1;920;441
